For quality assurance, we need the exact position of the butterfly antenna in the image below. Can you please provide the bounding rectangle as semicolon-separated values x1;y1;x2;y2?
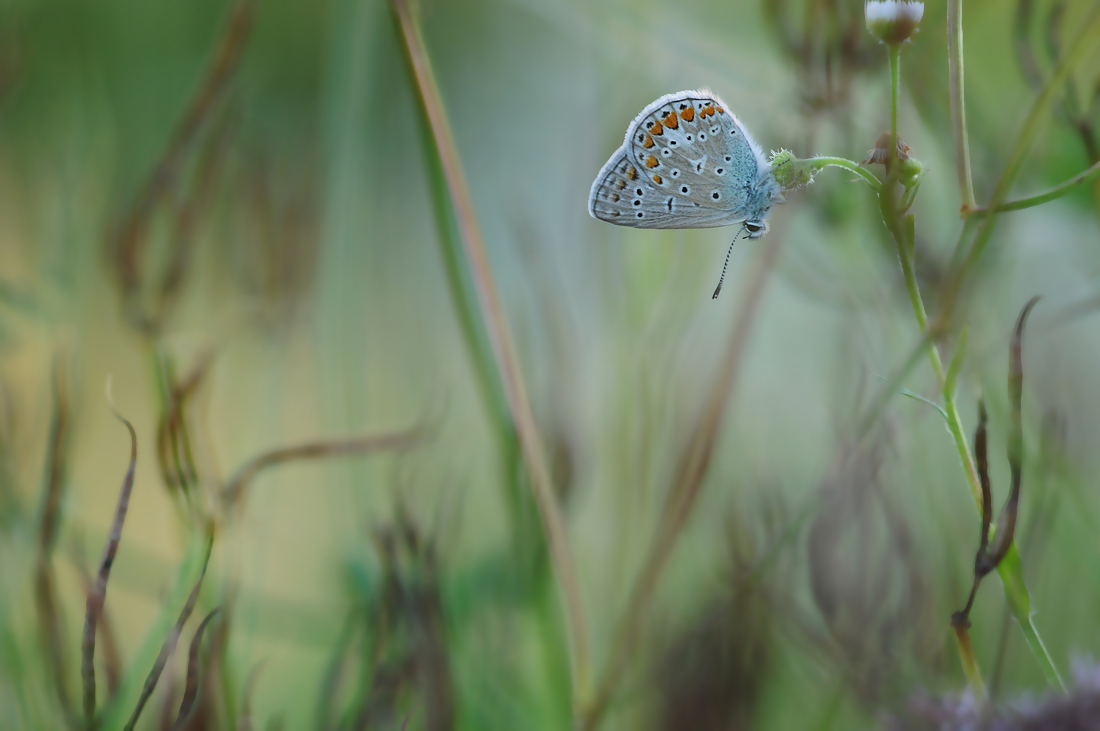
711;225;746;299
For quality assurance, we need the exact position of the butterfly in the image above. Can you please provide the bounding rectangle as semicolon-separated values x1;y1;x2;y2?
588;89;782;298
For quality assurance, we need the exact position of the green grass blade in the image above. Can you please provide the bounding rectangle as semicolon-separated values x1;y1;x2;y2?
97;530;212;729
995;543;1066;691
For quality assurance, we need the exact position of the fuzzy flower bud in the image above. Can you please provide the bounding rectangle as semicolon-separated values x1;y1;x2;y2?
769;149;815;193
865;1;924;46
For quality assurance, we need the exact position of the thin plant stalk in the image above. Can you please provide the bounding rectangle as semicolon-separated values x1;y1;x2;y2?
807;157;883;191
579;238;781;731
409;36;530;560
972;159;1100;215
82;398;139;722
881;48;1068;691
889;45;901;163
884;154;1062;693
880;175;990;697
884;203;985;509
953;624;988;702
948;0;977;211
945;8;1100;316
390;0;590;700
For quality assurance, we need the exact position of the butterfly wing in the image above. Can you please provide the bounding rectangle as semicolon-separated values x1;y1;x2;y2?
589;90;775;230
588;152;694;228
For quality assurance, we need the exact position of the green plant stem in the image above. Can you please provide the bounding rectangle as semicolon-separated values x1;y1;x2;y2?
971;159;1100;215
884;196;990;700
807;157;882;192
889;44;901;162
881;172;1066;694
947;0;977;212
876;39;993;676
882;184;985;511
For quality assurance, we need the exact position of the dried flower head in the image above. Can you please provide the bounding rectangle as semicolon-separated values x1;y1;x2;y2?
862;131;911;166
865;1;924;46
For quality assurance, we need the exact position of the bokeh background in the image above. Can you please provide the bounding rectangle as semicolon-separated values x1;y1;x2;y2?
2;0;1100;728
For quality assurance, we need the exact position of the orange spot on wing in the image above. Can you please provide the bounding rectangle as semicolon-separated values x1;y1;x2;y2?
611;193;619;202
652;174;662;184
626;167;637;180
679;105;694;122
647;120;664;136
715;107;724;114
645;155;659;168
643;134;655;149
616;179;626;189
701;103;715;117
662;112;678;129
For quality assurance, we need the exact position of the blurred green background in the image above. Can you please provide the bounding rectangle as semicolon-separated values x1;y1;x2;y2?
2;0;1100;728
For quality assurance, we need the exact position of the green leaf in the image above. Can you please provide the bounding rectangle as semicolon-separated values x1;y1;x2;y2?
899;388;949;423
97;530;212;729
995;542;1066;691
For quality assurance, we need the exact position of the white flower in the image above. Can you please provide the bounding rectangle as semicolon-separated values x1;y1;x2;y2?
865;1;924;45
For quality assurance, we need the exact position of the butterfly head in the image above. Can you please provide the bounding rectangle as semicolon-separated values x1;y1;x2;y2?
744;220;769;239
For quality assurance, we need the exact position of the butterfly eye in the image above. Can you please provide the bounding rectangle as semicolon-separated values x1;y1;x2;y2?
745;223;762;234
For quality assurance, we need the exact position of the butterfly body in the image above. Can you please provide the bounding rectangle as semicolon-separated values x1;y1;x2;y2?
588;90;780;237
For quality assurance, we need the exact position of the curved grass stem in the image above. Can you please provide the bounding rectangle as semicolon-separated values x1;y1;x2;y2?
970;159;1100;215
391;0;591;703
